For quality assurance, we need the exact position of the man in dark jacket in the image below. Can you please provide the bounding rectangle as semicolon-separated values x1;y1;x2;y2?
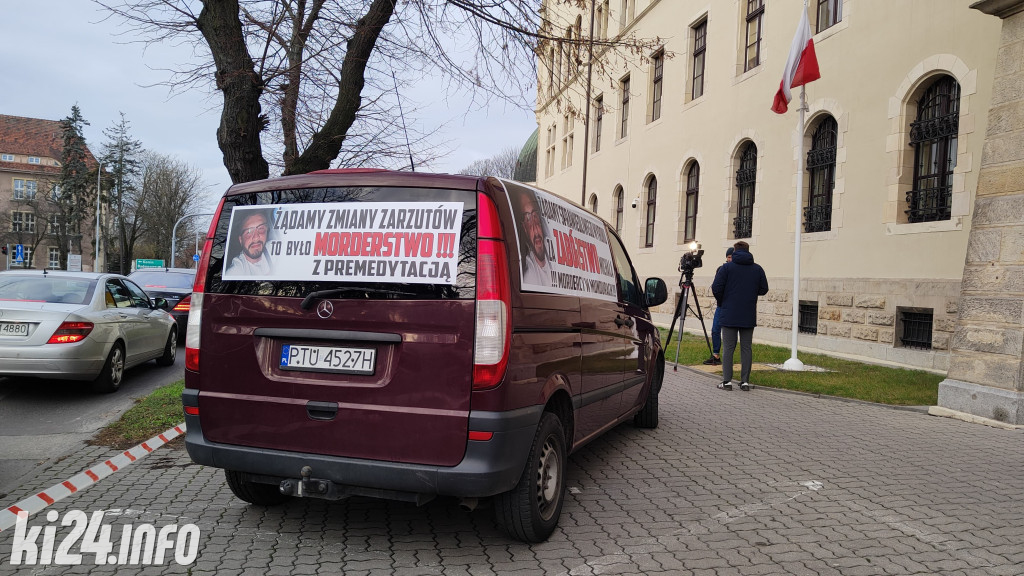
710;241;769;391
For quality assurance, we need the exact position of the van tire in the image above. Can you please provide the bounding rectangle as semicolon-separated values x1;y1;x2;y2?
155;329;177;367
494;412;566;543
633;364;662;429
225;470;290;506
92;344;125;394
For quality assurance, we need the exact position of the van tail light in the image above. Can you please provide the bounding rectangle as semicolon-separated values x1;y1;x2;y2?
172;295;191;313
185;198;223;373
473;192;511;390
47;321;93;344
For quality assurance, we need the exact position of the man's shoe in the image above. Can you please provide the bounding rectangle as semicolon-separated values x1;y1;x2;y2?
703;356;721;365
740;382;750;392
717;382;733;391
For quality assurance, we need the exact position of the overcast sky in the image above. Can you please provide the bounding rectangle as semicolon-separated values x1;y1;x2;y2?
1;2;537;210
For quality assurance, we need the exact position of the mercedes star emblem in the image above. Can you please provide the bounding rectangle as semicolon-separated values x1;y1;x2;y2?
316;300;334;319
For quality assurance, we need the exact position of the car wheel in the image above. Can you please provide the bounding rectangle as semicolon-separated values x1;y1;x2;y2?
156;328;177;367
92;344;125;394
224;470;290;506
494;412;566;543
633;362;662;429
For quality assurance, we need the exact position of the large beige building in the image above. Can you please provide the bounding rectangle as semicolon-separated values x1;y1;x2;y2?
534;0;1003;372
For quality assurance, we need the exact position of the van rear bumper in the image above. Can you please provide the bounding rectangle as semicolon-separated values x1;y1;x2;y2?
182;390;543;499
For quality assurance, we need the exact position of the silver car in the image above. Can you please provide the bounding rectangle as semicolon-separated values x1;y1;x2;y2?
0;271;178;392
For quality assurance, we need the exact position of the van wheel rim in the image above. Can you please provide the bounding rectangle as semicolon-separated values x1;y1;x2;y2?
536;437;560;519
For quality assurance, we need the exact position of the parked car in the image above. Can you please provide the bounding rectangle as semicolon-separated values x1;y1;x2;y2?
183;170;668;542
0;270;178;393
129;267;196;341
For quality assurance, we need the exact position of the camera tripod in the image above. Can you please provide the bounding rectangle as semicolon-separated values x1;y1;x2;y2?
664;266;714;371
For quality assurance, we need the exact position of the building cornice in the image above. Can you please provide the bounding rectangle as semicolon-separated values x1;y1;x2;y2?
971;0;1024;18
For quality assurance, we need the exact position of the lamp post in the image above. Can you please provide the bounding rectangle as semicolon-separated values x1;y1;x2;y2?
94;163;102;271
171;213;214;267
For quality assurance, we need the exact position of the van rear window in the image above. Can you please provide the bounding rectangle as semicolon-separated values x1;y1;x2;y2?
203;186;477;300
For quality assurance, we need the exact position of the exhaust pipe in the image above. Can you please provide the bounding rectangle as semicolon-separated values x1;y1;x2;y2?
459;497;478;512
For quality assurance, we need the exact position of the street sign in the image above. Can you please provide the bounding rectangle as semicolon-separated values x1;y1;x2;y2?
67;254;82;272
135;258;165;269
13;244;24;263
193;254;200;262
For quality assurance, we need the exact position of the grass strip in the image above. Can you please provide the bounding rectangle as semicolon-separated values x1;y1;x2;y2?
661;330;941;406
90;380;185;450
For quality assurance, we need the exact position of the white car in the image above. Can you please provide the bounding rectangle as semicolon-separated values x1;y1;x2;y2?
0;270;178;392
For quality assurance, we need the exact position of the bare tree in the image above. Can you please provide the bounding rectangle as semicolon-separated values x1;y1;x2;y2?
132;152;208;266
458;145;520;178
94;0;659;184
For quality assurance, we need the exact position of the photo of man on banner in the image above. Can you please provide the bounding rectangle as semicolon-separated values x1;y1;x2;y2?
224;207;275;278
512;187;554;288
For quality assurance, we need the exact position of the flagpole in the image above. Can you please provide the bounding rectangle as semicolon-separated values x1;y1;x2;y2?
783;84;807;371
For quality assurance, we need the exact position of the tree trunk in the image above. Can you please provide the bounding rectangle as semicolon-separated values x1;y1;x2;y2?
285;0;397;175
198;0;270;184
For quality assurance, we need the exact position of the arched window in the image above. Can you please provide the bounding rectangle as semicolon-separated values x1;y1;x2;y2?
908;75;959;223
734;143;757;239
614;186;624;234
684;163;699;242
645;176;657;247
589;193;598;213
805;116;837;232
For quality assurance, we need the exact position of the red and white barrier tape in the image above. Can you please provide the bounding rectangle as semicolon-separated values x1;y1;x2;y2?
0;423;186;532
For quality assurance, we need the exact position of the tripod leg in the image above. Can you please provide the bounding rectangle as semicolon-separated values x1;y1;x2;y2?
664;285;685;351
673;285;690;371
686;289;714;358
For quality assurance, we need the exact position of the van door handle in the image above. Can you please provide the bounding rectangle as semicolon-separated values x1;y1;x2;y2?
306;401;338;421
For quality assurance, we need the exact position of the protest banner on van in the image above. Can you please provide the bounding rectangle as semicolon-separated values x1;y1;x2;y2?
505;183;618;302
222;202;464;284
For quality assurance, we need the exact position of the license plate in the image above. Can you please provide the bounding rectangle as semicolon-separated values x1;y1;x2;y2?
0;322;28;336
280;344;376;375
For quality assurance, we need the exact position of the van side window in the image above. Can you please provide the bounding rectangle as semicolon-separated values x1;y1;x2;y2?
607;232;645;308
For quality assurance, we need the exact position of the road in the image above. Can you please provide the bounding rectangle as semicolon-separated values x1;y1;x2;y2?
1;365;1022;575
0;344;185;499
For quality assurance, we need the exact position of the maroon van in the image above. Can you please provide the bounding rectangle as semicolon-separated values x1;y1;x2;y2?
183;170;667;542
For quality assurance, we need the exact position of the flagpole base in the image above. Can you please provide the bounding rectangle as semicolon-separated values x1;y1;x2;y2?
782;357;805;371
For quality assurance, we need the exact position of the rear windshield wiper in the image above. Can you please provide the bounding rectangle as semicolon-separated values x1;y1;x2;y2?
300;287;418;309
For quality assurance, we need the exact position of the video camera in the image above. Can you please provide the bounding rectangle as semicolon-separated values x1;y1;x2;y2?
679;241;704;272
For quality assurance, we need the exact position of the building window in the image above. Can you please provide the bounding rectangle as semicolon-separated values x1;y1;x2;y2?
805;116;837;232
734;143;757;239
13;179;38;200
692;20;707;100
620;0;635;28
897;308;933;350
645;176;657;247
684;163;699;242
614;186;624;234
49;247;60;269
620;76;630;138
11;211;36;233
545;124;557;178
908;75;959;223
561;114;574;169
594;96;604;153
744;0;764;72
547;48;556;97
27;156;41;165
589;194;598;213
650;51;664;122
799;301;819;334
597;0;609;39
816;0;842;33
49;214;61;234
1;154;13;162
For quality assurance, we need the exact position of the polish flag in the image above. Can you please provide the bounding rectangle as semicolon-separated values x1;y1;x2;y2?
771;9;821;114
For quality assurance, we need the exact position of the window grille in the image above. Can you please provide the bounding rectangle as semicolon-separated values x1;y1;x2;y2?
734;143;757;238
798;301;819;334
684;163;699;242
805;116;837;232
645;177;657;247
692;21;706;99
816;0;842;33
907;76;959;223
594;96;603;152
898;309;933;350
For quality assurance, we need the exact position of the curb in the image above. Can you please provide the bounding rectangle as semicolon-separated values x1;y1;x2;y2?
0;423;186;532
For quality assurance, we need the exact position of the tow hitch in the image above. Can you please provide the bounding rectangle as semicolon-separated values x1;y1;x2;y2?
279;466;343;500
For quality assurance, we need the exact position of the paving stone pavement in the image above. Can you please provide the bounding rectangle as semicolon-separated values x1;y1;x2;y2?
2;367;1023;575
